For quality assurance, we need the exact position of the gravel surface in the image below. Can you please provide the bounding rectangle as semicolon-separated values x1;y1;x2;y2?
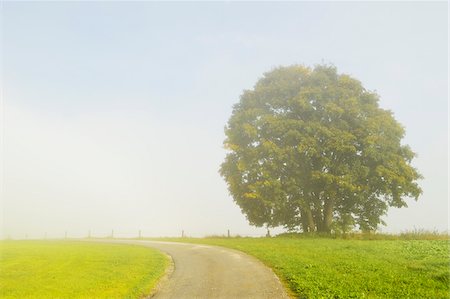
106;240;290;299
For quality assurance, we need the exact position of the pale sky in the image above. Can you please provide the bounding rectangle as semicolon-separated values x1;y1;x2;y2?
1;2;448;238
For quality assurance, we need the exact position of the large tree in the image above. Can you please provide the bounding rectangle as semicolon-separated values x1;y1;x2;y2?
220;65;422;233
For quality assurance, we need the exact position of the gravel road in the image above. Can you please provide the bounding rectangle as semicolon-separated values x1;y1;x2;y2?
106;240;290;299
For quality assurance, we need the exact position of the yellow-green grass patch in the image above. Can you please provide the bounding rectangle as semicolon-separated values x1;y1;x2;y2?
0;240;168;299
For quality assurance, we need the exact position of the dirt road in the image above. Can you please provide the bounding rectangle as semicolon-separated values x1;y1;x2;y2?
108;240;289;299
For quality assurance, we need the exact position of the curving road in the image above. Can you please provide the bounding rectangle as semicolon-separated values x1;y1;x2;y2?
105;240;290;299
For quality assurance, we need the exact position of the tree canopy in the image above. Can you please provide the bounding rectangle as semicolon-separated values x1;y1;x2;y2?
220;65;422;233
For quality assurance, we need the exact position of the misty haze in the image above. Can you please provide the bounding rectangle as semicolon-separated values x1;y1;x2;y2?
0;2;448;299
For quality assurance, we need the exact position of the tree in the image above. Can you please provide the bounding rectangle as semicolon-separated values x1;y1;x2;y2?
220;65;422;233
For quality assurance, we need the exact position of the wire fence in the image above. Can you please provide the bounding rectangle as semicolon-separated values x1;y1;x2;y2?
2;228;277;240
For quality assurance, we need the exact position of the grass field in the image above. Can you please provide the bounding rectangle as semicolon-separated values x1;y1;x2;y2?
0;240;169;299
157;237;450;298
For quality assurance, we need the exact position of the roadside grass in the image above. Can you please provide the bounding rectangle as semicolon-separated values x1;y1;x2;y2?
275;229;450;241
155;237;450;298
0;240;168;299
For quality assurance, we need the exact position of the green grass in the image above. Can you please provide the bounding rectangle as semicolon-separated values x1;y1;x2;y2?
276;229;450;241
0;240;169;299
156;237;450;298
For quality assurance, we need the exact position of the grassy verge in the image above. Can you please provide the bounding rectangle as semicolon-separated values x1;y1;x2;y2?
0;240;169;299
155;237;450;298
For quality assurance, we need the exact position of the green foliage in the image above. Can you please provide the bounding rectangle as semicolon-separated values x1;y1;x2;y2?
0;241;168;299
220;64;422;233
160;237;450;299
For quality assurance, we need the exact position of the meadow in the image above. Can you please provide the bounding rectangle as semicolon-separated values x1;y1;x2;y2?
1;237;448;299
157;236;450;298
0;240;168;299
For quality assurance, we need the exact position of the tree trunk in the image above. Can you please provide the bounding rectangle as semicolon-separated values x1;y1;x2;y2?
314;209;323;232
321;198;334;233
304;206;315;233
300;209;309;233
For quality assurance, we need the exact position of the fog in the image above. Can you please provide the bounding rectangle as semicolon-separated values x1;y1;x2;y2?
1;2;448;239
3;104;252;238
